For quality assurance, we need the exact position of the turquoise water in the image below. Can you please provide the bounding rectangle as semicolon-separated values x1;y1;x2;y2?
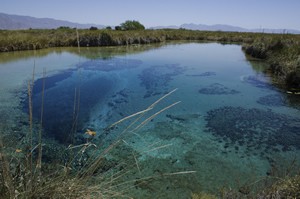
1;42;300;197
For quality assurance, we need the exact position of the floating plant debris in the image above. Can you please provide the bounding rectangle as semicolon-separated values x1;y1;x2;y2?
198;83;240;95
85;129;97;137
257;93;287;107
205;106;300;154
139;64;186;98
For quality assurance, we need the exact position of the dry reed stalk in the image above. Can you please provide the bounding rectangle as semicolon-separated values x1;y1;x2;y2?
121;88;178;135
69;28;82;144
148;88;178;109
143;143;173;153
108;107;153;128
132;101;181;132
25;59;36;195
0;138;15;198
69;87;79;144
106;170;196;193
36;68;46;171
132;151;141;175
80;140;121;177
107;89;179;142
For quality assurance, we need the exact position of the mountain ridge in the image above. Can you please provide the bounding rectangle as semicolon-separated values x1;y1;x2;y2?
151;23;300;34
0;13;105;30
1;13;299;34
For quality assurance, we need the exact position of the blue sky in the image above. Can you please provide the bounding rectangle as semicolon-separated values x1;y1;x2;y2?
1;0;300;30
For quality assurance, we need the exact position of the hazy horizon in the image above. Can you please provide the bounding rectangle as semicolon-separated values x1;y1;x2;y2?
1;0;300;30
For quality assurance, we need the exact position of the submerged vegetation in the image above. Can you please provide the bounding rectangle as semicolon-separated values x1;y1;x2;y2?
0;28;299;90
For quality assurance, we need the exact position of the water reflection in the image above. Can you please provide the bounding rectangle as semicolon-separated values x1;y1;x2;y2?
0;43;165;64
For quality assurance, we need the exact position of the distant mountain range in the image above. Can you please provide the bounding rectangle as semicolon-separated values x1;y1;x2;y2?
152;23;300;34
0;13;105;30
1;13;299;34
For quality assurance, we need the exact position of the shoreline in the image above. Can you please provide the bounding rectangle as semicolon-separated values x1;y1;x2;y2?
1;29;299;90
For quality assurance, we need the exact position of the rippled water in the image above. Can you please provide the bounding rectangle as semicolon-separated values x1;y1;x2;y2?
1;42;300;197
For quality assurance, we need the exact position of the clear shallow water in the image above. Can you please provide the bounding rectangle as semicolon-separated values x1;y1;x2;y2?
1;42;300;197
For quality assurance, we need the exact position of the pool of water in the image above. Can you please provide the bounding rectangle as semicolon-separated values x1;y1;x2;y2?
0;42;300;197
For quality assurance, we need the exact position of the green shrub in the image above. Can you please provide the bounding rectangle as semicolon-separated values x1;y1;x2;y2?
120;20;145;30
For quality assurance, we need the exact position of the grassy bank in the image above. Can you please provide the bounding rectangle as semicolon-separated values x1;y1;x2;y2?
0;28;262;52
0;28;299;89
242;35;300;91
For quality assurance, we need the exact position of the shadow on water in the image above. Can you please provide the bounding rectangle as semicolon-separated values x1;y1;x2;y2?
22;57;143;144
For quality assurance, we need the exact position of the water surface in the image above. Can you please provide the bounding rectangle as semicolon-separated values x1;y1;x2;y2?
1;42;300;197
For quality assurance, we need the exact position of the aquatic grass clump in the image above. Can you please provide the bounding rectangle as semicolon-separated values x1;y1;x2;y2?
257;93;287;107
198;83;240;95
139;64;186;98
240;74;275;90
205;106;300;155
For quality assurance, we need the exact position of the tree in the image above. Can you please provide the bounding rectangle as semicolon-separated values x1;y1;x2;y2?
89;26;98;30
115;26;122;30
120;20;145;30
106;26;112;30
